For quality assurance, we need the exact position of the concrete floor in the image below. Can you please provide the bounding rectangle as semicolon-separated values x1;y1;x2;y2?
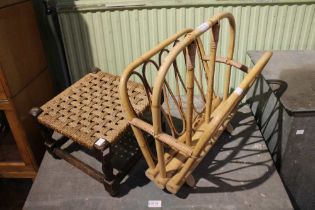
23;104;292;210
281;114;315;210
3;106;315;210
248;50;315;210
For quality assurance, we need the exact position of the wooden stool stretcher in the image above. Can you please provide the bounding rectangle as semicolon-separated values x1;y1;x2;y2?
120;12;272;194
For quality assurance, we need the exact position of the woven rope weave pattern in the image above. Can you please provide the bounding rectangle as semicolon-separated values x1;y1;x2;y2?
38;71;149;149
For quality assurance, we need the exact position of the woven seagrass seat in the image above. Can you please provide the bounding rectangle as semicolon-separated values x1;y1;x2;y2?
37;71;149;149
32;70;150;195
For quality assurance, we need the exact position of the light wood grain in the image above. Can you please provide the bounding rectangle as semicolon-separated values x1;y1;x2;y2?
0;0;46;97
0;1;54;178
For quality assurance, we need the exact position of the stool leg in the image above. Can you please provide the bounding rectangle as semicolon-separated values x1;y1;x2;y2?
100;146;121;196
94;139;120;196
101;147;114;181
30;107;55;157
30;107;62;159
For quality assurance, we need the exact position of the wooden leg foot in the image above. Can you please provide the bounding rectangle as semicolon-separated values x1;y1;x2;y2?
103;179;120;196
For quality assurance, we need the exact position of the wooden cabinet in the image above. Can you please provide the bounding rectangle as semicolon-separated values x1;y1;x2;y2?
0;82;6;100
0;0;55;178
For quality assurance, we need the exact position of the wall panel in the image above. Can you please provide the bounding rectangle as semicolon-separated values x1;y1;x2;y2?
57;1;315;94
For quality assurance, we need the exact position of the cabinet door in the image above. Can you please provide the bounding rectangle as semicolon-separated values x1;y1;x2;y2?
0;1;47;97
0;82;6;100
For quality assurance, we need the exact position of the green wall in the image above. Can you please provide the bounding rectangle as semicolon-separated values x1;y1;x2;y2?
56;0;315;94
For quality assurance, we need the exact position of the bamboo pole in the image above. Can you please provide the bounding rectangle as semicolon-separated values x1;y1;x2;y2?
196;36;210;84
185;41;197;146
205;23;220;123
223;16;236;100
146;13;235;187
144;95;222;188
119;29;193;173
129;118;193;157
151;12;236;140
141;94;227;190
166;51;272;193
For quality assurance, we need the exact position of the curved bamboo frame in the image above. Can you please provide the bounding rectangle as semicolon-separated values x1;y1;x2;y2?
120;12;272;194
119;28;194;171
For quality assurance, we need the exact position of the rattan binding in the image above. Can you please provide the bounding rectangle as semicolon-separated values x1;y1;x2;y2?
38;71;149;149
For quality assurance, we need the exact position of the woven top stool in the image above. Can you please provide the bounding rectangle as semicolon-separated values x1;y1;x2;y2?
31;70;149;196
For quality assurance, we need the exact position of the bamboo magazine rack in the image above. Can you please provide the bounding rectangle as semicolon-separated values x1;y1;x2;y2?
120;12;272;194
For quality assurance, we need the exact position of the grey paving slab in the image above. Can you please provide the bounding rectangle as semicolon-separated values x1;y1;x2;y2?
246;75;293;166
248;50;315;113
247;50;315;210
23;104;292;210
281;114;315;210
